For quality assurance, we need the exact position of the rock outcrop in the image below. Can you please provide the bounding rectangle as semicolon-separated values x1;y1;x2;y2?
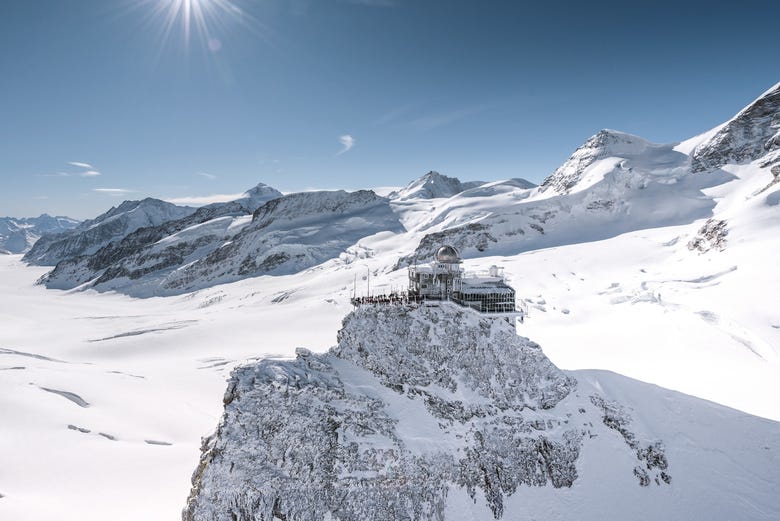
183;304;672;521
691;83;780;172
688;219;728;253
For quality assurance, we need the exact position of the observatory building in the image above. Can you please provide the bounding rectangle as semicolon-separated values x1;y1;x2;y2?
408;245;517;314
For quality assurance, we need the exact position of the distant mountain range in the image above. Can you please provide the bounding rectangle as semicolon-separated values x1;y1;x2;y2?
21;82;780;298
0;214;80;254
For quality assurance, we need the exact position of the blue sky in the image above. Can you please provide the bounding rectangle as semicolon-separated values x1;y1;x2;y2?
1;0;779;219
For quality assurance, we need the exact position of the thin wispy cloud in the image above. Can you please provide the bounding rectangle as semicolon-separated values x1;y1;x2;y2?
165;193;246;206
197;172;218;180
42;161;102;177
337;134;356;155
93;188;135;196
408;106;484;131
68;161;94;169
373;103;416;126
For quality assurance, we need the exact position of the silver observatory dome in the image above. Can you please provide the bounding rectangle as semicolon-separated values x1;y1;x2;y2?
435;245;461;263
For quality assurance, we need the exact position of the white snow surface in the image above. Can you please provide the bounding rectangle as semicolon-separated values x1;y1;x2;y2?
2;83;780;520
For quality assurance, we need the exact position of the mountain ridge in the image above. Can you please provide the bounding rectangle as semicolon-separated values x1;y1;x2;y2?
23;198;196;266
43;189;402;296
691;82;780;172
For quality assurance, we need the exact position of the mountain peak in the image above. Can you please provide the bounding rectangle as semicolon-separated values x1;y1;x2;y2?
540;130;657;195
589;129;651;147
392;171;484;200
237;182;283;212
421;169;446;179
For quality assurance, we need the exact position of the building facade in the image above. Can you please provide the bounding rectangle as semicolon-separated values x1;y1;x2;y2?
408;246;517;314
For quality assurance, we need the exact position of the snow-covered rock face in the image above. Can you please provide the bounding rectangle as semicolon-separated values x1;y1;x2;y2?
391;171;484;200
43;189;402;297
0;214;79;254
333;305;574;412
23;199;195;265
691;83;780;172
183;304;685;521
539;130;666;195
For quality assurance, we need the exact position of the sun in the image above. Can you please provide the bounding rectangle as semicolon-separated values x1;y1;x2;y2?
134;0;249;51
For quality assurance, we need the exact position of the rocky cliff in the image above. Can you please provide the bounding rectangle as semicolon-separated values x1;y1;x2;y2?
183;304;683;521
691;83;780;172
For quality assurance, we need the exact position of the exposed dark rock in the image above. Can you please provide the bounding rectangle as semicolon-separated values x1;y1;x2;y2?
687;219;728;253
692;83;780;172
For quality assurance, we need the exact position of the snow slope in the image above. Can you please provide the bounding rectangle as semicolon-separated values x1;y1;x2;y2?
0;254;351;521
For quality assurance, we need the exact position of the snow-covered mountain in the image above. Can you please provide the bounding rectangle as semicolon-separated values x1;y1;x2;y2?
2;82;779;521
0;214;79;254
29;82;780;295
400;84;779;264
396;133;722;265
184;303;780;521
43;189;402;296
23;198;196;266
390;171;485;200
538;129;672;195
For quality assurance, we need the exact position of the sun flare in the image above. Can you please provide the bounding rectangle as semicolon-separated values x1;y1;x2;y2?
136;0;247;50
